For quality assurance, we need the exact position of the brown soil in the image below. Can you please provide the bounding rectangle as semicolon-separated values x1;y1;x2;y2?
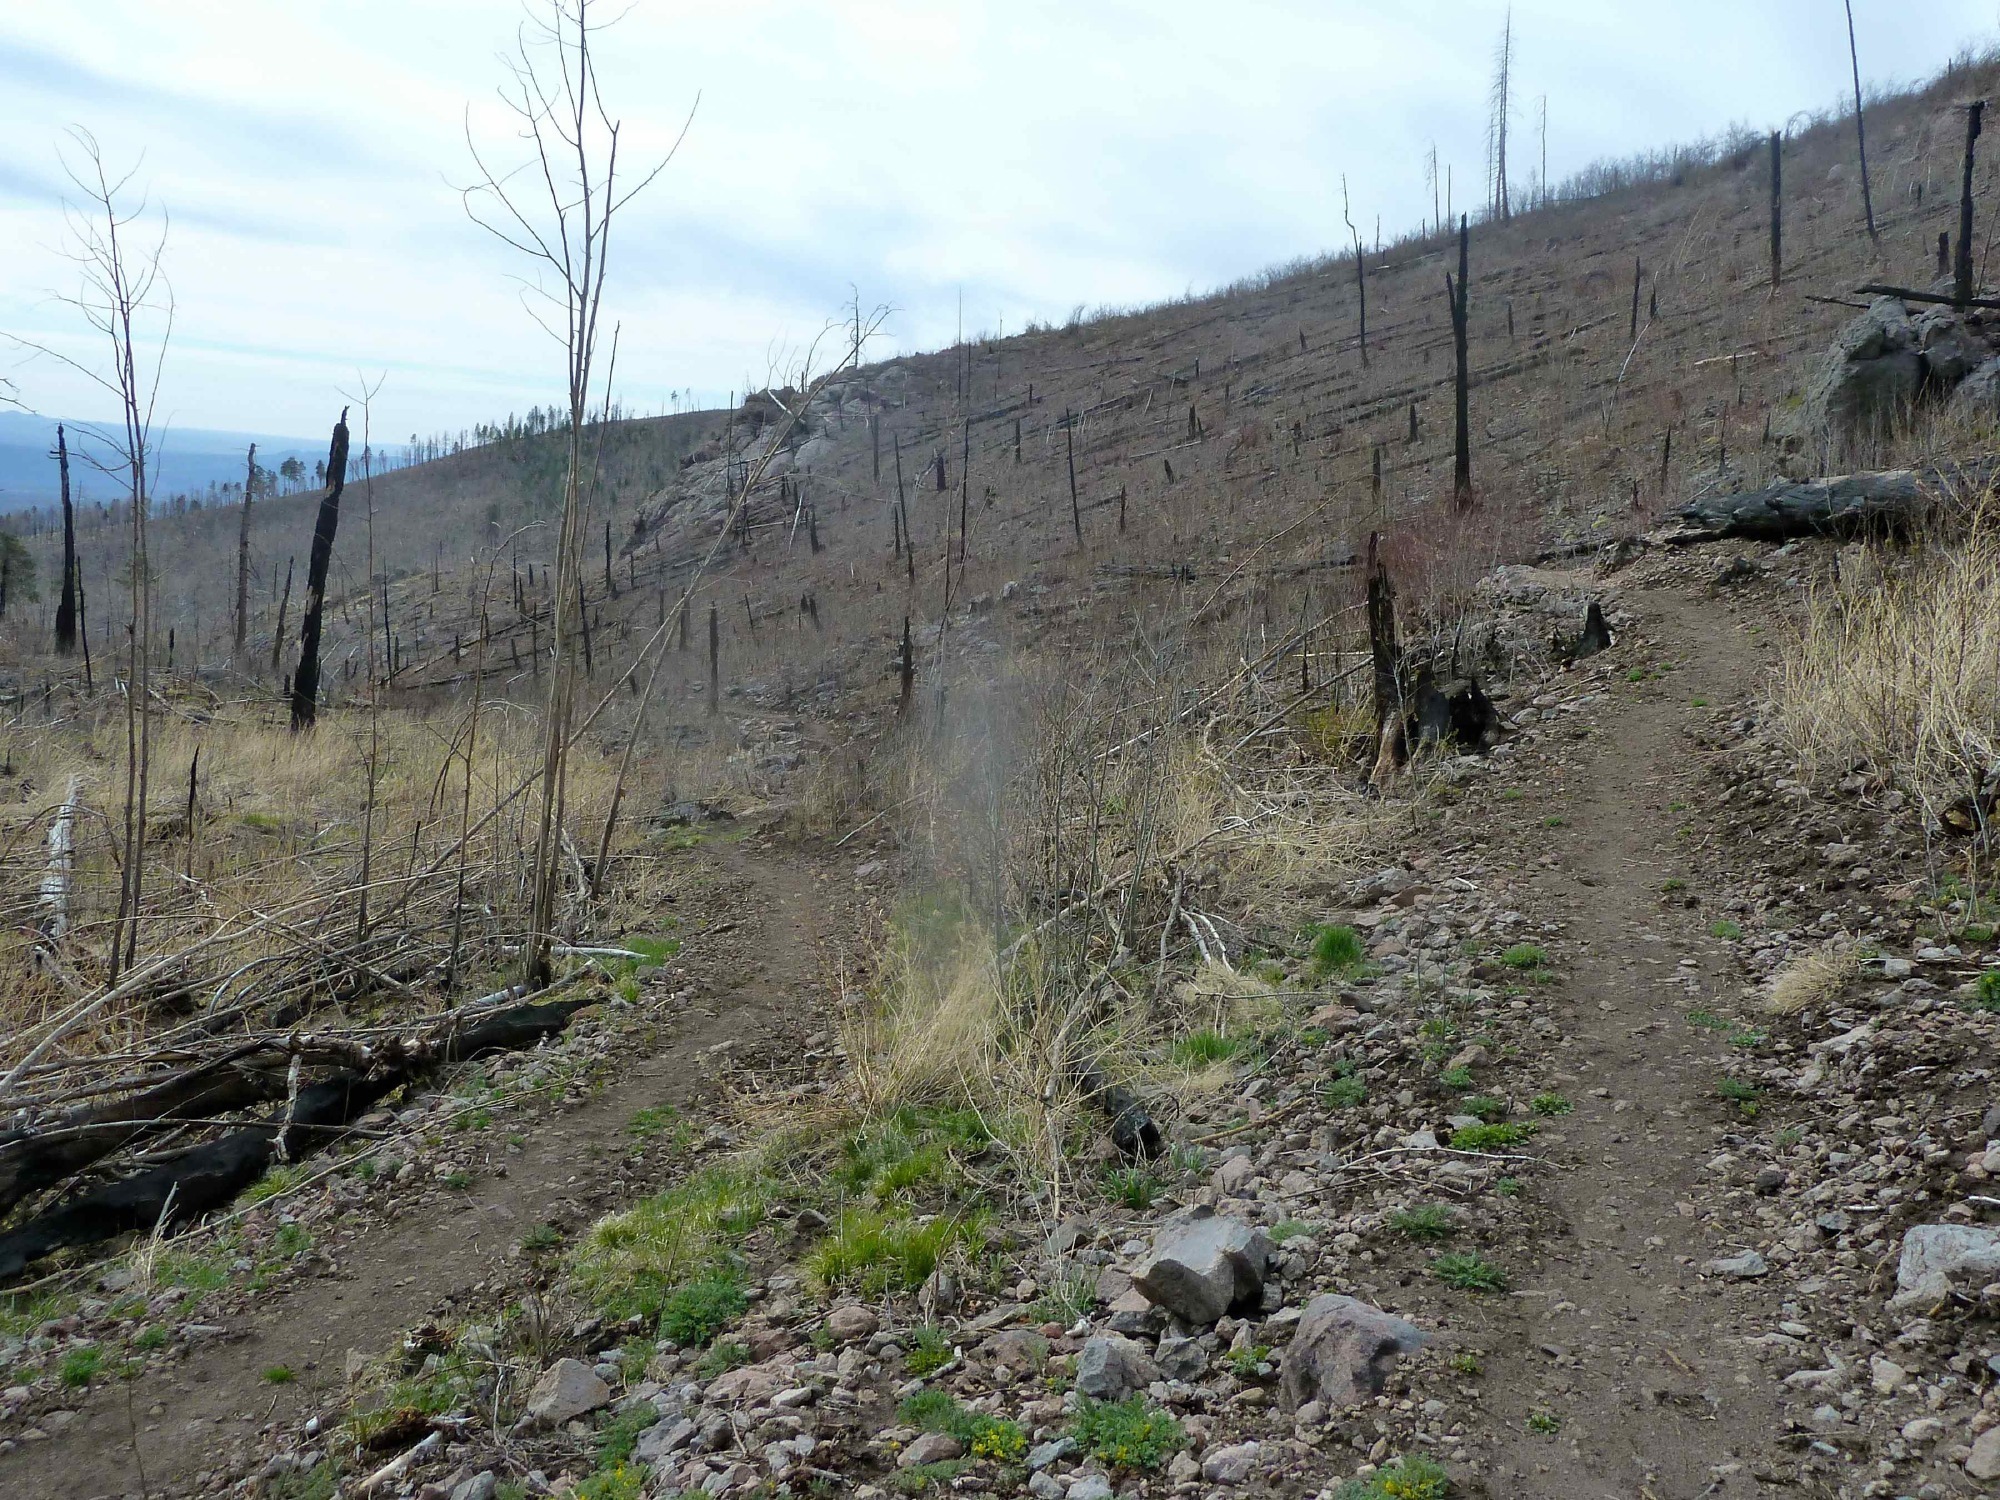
1;837;863;1500
1458;576;1810;1497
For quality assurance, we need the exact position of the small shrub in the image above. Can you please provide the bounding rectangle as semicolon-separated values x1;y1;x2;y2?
1387;1205;1455;1242
1498;944;1546;970
897;1388;1026;1460
522;1224;562;1256
1333;1453;1453;1500
1449;1122;1532;1150
596;1404;662;1467
905;1325;955;1376
1437;1065;1474;1090
1028;1271;1095;1327
262;1365;296;1384
574;1464;646;1500
1494;1177;1523;1197
134;1325;169;1352
1308;923;1365;977
1976;970;2000;1013
1715;1078;1761;1117
273;1223;312;1258
1430;1252;1505;1291
1527;1408;1561;1434
1529;1092;1572;1116
659;1274;747;1347
1269;1220;1315;1243
1068;1395;1186;1470
59;1346;102;1387
1710;918;1743;940
696;1340;750;1377
1321;1075;1367;1109
1447;1352;1481;1376
1460;1094;1507;1122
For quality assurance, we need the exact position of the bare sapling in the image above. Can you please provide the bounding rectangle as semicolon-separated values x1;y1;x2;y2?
462;0;693;984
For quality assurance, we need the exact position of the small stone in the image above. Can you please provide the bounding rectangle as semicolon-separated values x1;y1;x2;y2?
1201;1441;1261;1484
1028;1473;1064;1500
1890;1224;2000;1311
1705;1252;1769;1280
1277;1294;1429;1413
1752;1167;1786;1195
825;1305;879;1344
1075;1334;1159;1400
1868;1355;1906;1394
1026;1436;1075;1470
898;1432;964;1468
449;1475;498;1500
1968;1425;2000;1481
522;1358;610;1427
1131;1207;1271;1326
1066;1478;1114;1500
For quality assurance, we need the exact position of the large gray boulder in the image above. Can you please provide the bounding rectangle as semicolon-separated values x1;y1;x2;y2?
1131;1206;1270;1326
1949;354;2000;422
1915;307;1993;386
1277;1294;1429;1412
1889;1224;2000;1311
1074;1333;1159;1400
1790;297;1920;453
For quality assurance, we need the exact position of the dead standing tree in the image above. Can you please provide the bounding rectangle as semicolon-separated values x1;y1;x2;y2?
1957;101;1985;309
1842;0;1876;238
1445;214;1472;506
52;424;77;653
1487;8;1514;224
233;441;254;657
4;130;175;980
288;410;350;730
463;0;689;987
1342;175;1367;366
1769;131;1782;291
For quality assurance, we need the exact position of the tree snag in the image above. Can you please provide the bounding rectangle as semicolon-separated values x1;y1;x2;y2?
289;409;350;731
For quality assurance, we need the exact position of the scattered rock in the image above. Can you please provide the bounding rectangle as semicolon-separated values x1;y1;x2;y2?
1890;1224;2000;1311
1201;1440;1261;1484
898;1432;964;1468
824;1304;879;1343
1131;1207;1271;1326
1075;1334;1159;1400
1705;1251;1769;1280
1277;1295;1430;1413
521;1359;610;1428
1968;1425;2000;1481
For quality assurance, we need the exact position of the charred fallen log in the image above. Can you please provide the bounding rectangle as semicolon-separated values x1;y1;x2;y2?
0;996;592;1282
1665;460;1999;541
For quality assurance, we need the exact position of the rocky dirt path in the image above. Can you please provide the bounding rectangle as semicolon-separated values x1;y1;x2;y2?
3;839;850;1500
1470;580;1812;1498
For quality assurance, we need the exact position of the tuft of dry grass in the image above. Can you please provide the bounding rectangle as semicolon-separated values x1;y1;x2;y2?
1766;940;1865;1017
1772;514;2000;819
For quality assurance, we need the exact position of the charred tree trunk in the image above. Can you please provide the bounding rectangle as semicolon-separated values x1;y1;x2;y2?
53;426;76;654
1065;409;1082;544
1958;101;1985;308
1844;0;1875;238
1666;461;1997;541
1365;532;1404;783
898;615;914;716
234;443;255;656
270;557;294;675
707;602;720;716
1448;215;1472;506
289;411;349;731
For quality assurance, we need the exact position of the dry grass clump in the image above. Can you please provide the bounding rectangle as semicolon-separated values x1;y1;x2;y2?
1772;522;2000;819
1766;940;1865;1016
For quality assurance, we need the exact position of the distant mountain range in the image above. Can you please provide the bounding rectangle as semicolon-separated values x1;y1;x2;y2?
0;412;325;513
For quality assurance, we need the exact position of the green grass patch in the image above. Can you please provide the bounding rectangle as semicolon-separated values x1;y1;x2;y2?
58;1346;102;1387
806;1208;984;1297
241;1163;310;1206
1430;1252;1506;1291
1068;1395;1186;1470
570;1166;770;1323
835;1106;993;1201
1307;923;1366;977
1387;1205;1455;1242
1172;1029;1245;1066
1530;1092;1572;1116
1498;943;1547;969
596;1404;663;1468
1710;919;1743;940
1460;1094;1507;1122
626;1106;691;1145
1104;1166;1161;1211
1270;1220;1316;1243
263;1365;296;1384
1449;1122;1533;1150
574;1464;647;1500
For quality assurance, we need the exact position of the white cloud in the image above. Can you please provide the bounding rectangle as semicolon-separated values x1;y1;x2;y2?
0;0;1990;441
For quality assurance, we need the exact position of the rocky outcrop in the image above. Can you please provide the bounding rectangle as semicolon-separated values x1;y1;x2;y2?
1781;295;1996;456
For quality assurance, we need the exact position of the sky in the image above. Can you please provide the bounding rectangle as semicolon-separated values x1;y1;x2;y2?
1;1;1995;449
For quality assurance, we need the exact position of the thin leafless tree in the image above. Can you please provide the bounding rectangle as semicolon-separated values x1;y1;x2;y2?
1487;9;1514;224
463;0;694;986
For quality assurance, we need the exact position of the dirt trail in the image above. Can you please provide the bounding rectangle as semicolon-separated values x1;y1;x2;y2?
1472;581;1808;1499
3;841;843;1500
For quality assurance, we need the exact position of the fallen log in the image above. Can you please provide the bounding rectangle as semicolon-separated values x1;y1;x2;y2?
0;996;593;1281
1665;459;2000;542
